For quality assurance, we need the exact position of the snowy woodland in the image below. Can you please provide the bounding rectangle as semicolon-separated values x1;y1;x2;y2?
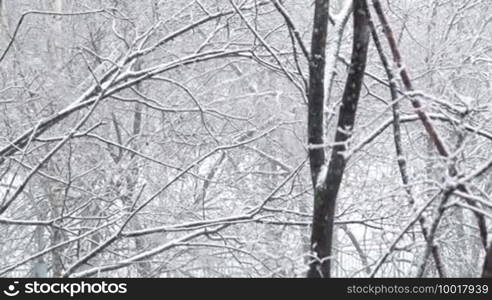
0;0;491;278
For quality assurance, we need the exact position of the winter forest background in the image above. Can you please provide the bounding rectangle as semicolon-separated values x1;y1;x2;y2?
0;0;491;278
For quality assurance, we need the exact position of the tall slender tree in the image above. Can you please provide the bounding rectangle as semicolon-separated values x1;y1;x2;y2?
307;0;371;278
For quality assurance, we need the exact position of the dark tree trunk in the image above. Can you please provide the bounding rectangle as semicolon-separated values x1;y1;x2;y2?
306;0;330;277
483;244;492;278
307;0;370;278
307;0;330;186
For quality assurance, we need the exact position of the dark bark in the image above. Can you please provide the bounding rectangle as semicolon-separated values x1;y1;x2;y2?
483;243;492;278
306;0;329;277
307;0;370;278
307;0;330;187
